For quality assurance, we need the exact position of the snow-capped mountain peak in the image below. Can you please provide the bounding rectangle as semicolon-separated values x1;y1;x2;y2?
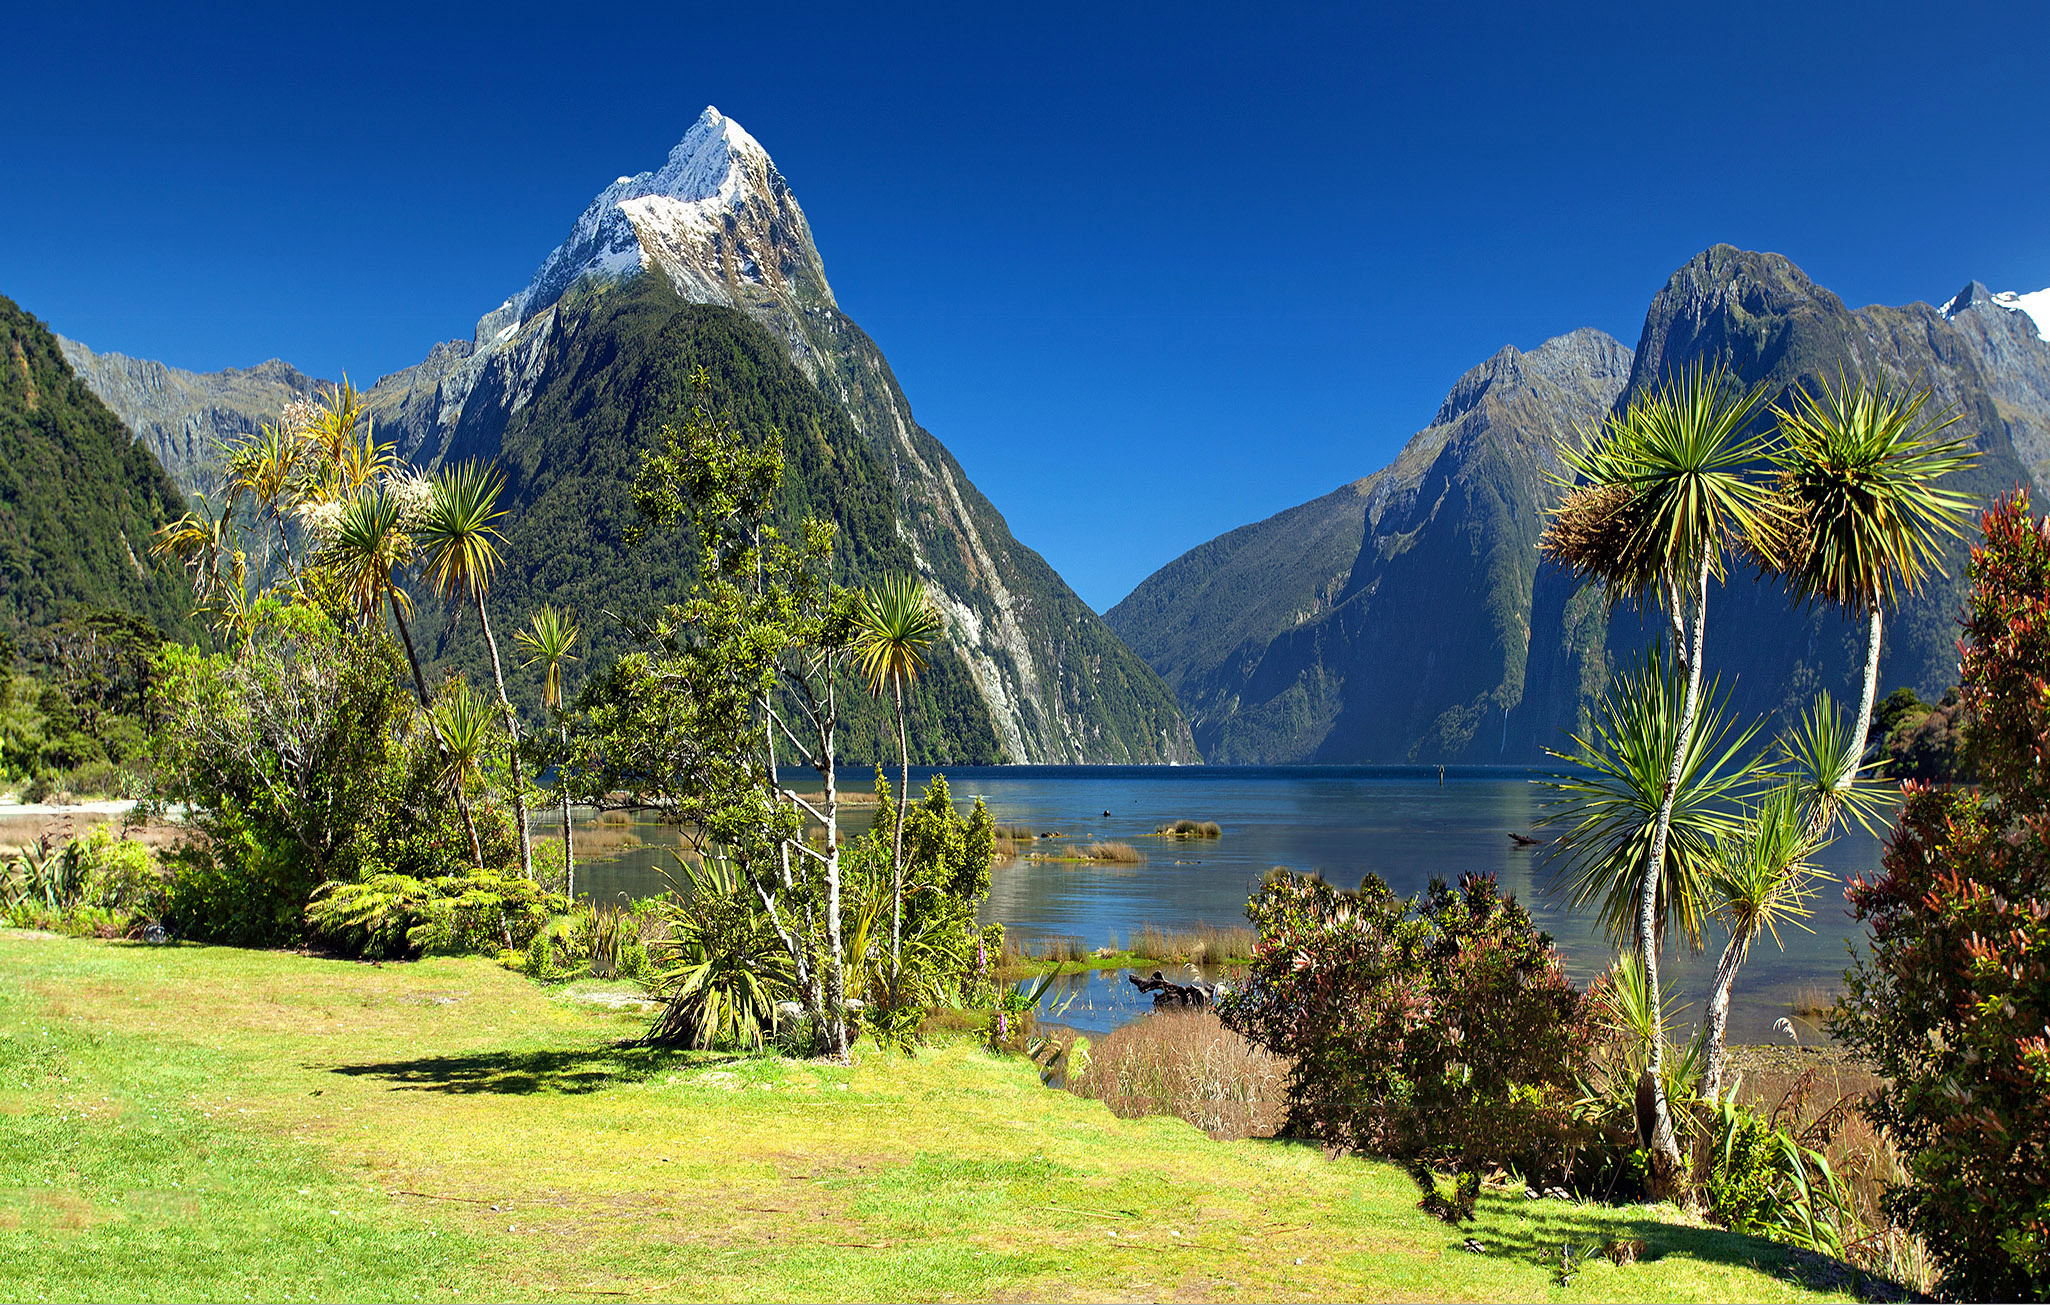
507;106;833;332
1943;282;2050;341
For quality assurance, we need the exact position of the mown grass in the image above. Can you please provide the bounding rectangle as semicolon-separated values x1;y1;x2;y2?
0;929;1857;1302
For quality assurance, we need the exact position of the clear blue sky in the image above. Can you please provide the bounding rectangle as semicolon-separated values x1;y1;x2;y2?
5;2;2046;610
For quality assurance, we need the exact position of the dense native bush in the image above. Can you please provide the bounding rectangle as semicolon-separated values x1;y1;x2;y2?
1218;869;1596;1219
1;826;164;933
154;601;524;946
1832;490;2050;1301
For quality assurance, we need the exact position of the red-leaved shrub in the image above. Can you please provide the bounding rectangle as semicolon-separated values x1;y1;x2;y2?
1832;489;2050;1300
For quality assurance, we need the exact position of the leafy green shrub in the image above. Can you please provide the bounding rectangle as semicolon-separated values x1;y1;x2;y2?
306;870;560;960
1219;870;1597;1220
1703;1088;1856;1256
1833;490;2050;1300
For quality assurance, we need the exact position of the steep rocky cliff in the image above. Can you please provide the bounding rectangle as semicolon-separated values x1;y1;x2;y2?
1111;328;1632;762
1119;247;2050;763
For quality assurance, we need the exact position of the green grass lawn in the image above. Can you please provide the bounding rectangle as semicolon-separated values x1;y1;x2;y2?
0;929;1857;1303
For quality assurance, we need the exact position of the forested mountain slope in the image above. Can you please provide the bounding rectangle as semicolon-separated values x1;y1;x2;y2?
0;297;193;638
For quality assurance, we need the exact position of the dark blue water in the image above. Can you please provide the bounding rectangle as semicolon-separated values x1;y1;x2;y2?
571;764;1882;1044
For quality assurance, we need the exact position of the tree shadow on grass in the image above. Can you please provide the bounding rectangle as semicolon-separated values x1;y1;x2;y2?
326;1043;752;1095
1461;1193;1922;1302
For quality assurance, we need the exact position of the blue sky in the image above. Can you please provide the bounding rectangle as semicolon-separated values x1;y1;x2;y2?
5;1;2046;610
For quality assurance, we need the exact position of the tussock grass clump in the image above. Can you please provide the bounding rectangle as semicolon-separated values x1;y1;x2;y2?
1154;819;1222;839
991;836;1022;862
1128;922;1257;965
1067;1009;1291;1140
992;822;1039;841
1077;841;1143;864
1000;933;1091;965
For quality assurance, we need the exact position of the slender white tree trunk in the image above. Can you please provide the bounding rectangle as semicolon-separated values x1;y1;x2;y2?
824;679;848;1059
1850;606;1885;786
474;588;534;879
890;675;908;983
1637;541;1711;1190
1699;928;1749;1103
559;722;574;902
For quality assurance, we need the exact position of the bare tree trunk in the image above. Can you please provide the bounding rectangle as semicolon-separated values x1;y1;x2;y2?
824;678;849;1059
389;591;431;708
890;674;907;983
1699;927;1751;1103
457;791;484;870
473;587;533;879
1849;606;1885;786
560;723;575;902
1637;541;1711;1192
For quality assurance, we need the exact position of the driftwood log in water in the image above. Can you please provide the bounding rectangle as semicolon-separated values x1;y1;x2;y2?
1128;970;1216;1009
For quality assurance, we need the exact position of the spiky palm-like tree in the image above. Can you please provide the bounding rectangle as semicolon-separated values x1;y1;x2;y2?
418;459;532;879
223;417;310;583
1698;783;1827;1101
1759;374;1977;782
325;488;431;706
516;606;580;900
1540;651;1761;958
429;686;493;870
851;575;942;983
1540;361;1773;1186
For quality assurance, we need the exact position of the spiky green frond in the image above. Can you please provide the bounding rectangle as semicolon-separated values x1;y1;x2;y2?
1708;782;1827;958
516;606;581;710
1546;362;1775;596
1768;690;1898;836
323;488;415;621
416;460;507;603
1760;372;1977;615
1538;649;1763;953
851;574;941;698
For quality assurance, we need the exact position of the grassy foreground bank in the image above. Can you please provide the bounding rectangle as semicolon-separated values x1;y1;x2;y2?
1;931;1850;1303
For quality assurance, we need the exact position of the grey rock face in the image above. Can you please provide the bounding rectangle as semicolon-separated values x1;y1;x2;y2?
1112;328;1632;763
55;337;324;491
1121;245;2050;763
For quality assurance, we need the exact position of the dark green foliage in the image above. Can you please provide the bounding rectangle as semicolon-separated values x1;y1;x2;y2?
1878;687;1971;782
1218;870;1596;1218
153;601;521;946
1833;491;2050;1300
0;297;195;643
414;280;1000;765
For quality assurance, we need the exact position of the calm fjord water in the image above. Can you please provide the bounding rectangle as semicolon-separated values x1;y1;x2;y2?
577;765;1879;1045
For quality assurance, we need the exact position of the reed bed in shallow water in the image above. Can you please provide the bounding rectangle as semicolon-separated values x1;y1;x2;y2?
1154;818;1222;839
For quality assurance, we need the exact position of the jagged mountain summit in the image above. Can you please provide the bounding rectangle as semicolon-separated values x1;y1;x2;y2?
1115;246;2050;763
1110;328;1633;762
60;107;1196;764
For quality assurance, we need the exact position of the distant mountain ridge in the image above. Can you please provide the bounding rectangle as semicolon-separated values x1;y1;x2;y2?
54;107;1195;764
1113;246;2050;763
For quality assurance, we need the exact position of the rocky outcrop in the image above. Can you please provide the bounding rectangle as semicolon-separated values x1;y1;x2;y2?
1111;328;1632;762
54;338;322;490
1119;246;2050;763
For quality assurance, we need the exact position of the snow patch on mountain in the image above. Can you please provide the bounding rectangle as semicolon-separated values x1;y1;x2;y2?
1944;283;2050;340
